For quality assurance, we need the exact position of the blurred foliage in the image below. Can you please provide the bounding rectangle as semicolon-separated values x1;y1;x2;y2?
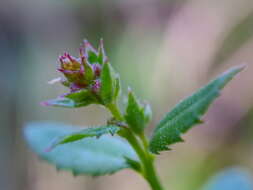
212;11;253;69
201;168;253;190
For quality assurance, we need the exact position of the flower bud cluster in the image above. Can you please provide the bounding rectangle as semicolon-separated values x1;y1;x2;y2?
57;39;106;93
43;39;120;108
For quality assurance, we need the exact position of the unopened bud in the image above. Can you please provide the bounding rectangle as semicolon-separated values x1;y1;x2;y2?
43;39;120;108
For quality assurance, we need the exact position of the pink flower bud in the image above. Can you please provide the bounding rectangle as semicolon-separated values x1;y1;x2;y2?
91;80;101;93
92;64;102;77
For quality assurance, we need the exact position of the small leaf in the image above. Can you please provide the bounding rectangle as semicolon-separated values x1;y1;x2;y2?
100;62;115;105
41;90;98;108
83;62;94;81
41;97;77;108
83;39;98;64
66;89;97;103
88;51;98;64
98;39;107;65
149;66;244;154
48;125;120;150
144;103;152;124
24;122;138;176
113;75;121;99
124;157;141;172
125;90;151;134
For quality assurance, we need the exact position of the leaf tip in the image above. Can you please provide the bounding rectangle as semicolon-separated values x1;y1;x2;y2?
197;119;204;124
238;63;247;70
127;86;132;93
48;77;62;85
44;144;56;152
56;166;61;172
40;101;50;107
72;171;80;177
226;64;246;75
99;38;104;47
234;64;246;72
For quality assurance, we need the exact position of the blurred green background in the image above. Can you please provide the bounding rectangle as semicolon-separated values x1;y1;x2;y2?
1;0;253;190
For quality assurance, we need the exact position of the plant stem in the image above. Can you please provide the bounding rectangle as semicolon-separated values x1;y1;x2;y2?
107;102;124;121
108;102;164;190
126;131;164;190
144;158;164;190
140;132;149;150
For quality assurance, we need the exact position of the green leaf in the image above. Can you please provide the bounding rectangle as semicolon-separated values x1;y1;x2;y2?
48;125;120;150
144;103;152;124
41;90;98;108
124;157;141;172
88;51;98;64
24;122;138;176
98;39;107;65
100;62;115;105
149;66;244;154
125;90;151;134
66;89;98;103
41;97;76;108
83;62;94;81
113;75;121;99
83;39;99;64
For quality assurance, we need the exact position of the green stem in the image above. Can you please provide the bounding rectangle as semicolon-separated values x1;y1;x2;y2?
107;102;164;190
107;102;124;121
145;158;164;190
126;131;164;190
140;132;149;150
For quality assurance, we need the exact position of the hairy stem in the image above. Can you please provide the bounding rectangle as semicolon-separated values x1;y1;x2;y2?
108;102;164;190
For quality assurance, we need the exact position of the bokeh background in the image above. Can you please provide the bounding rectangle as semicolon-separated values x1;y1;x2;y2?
1;0;253;190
